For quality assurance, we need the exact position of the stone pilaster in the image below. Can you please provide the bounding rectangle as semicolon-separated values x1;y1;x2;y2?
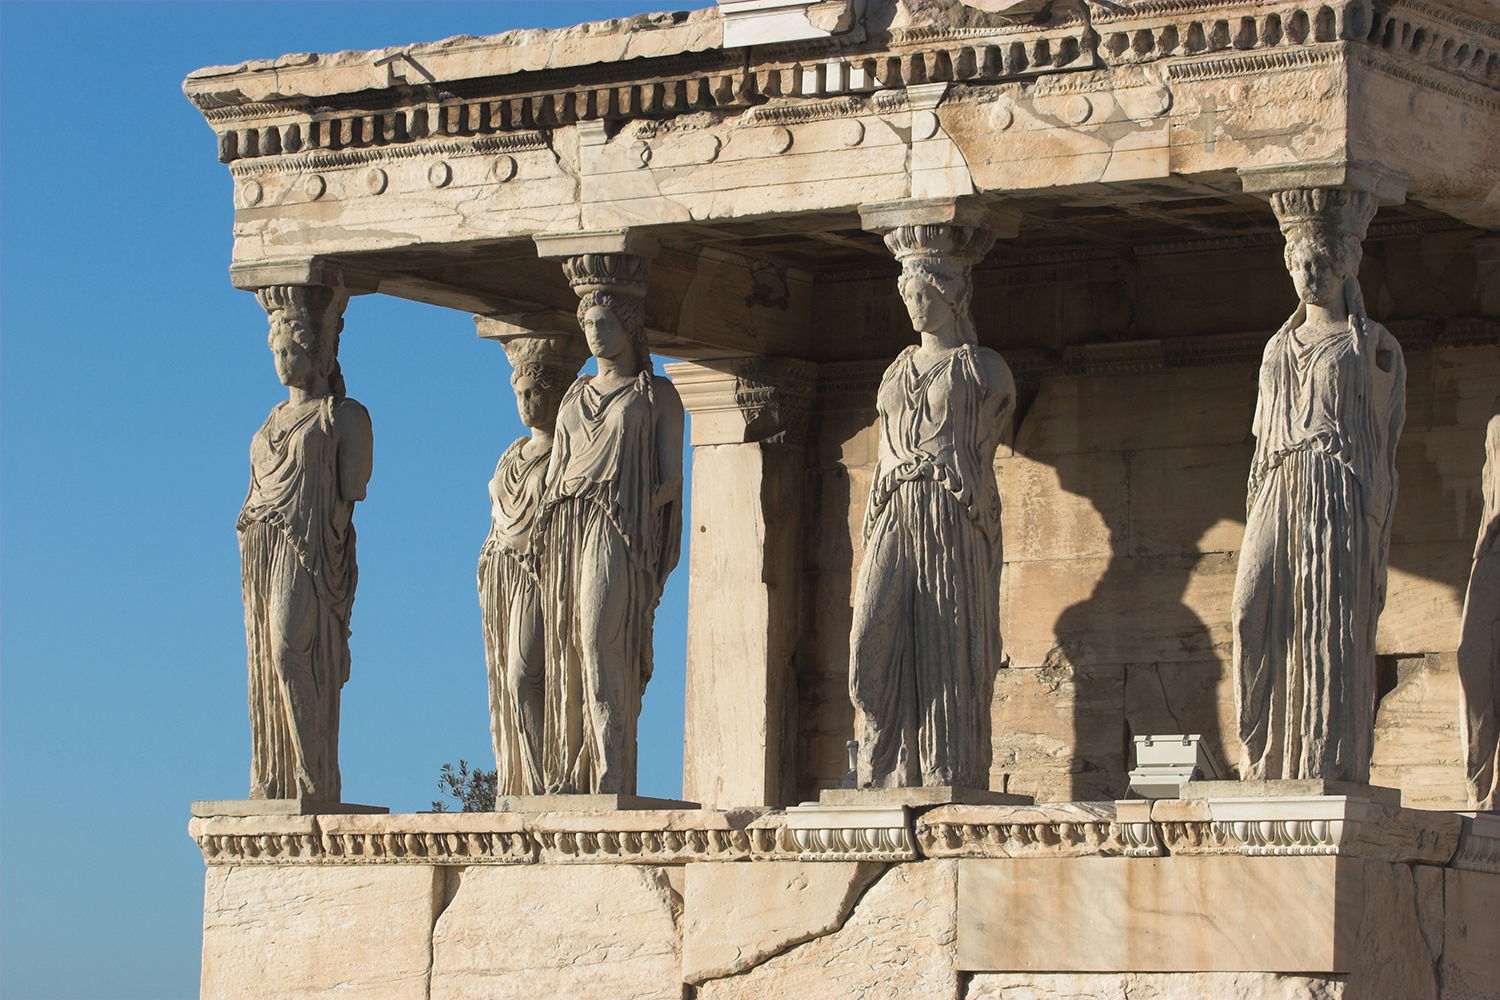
668;357;816;809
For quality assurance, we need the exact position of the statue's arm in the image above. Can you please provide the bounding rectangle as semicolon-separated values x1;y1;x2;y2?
654;379;685;505
979;348;1016;416
335;399;374;503
653;377;686;582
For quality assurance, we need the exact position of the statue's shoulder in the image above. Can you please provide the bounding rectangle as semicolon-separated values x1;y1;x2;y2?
498;436;529;463
650;371;683;405
1363;316;1399;345
331;396;372;436
970;343;1015;394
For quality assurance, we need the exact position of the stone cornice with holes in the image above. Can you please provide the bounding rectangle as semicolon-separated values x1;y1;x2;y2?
188;0;1499;171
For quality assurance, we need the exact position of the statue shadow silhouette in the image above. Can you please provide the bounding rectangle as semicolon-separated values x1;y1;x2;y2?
1004;374;1253;802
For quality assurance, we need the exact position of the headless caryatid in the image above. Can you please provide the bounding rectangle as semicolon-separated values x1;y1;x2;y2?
1233;188;1406;784
239;284;372;801
538;253;684;794
1459;397;1500;810
477;328;587;798
849;223;1015;788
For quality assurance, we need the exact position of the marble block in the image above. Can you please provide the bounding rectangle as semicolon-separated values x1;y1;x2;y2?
682;860;884;983
820;786;1031;807
495;793;700;812
958;855;1350;972
201;864;438;1000
697;861;960;1000
1182;780;1401;806
429;864;682;1000
191;798;388;816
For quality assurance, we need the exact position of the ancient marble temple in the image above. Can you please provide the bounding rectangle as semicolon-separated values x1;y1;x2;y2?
186;1;1499;997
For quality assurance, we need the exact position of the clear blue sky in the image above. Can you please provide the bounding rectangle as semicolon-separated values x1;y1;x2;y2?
0;3;692;997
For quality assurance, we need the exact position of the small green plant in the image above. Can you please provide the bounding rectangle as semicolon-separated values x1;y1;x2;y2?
431;759;497;812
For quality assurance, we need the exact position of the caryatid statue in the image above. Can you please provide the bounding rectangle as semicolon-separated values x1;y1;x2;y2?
238;284;373;801
1232;188;1406;784
1458;396;1500;810
538;253;684;794
476;325;587;798
848;223;1016;789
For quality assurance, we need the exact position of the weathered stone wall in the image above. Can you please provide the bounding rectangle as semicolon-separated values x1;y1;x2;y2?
796;232;1497;803
192;806;1500;1000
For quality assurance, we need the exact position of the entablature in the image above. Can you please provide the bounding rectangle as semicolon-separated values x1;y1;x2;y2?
186;0;1500;361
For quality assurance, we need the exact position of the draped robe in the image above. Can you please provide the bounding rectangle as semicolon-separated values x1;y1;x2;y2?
238;396;364;801
1459;402;1500;809
849;343;1013;787
478;437;550;796
1232;308;1405;782
539;372;681;794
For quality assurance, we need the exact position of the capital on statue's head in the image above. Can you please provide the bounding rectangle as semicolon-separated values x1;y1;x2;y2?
562;252;651;298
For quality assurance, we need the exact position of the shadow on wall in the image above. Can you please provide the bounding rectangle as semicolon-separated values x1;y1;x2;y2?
790;342;1491;805
994;339;1493;805
993;364;1256;802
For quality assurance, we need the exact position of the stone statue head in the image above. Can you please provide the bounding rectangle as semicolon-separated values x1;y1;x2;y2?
563;252;652;374
499;333;588;432
884;223;992;345
898;260;975;343
577;290;649;373
255;284;349;397
1271;189;1378;312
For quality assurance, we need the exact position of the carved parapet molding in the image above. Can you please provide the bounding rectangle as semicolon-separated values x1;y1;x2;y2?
534;825;766;864
907;796;1468;864
915;804;1128;859
189;808;923;866
189;815;537;866
667;358;817;445
781;804;920;862
1154;796;1464;864
188;798;1479;867
1452;812;1500;874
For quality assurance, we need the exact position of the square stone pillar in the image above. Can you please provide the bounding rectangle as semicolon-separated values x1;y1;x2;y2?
667;358;816;809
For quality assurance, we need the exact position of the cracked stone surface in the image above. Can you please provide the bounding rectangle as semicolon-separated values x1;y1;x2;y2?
965;973;1348;1000
428;864;682;1000
201;864;439;1000
697;860;960;1000
682;860;886;984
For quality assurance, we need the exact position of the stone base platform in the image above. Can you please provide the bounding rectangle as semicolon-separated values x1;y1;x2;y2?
819;785;1032;807
1182;779;1402;806
190;798;388;817
189;799;1500;1000
495;793;700;812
